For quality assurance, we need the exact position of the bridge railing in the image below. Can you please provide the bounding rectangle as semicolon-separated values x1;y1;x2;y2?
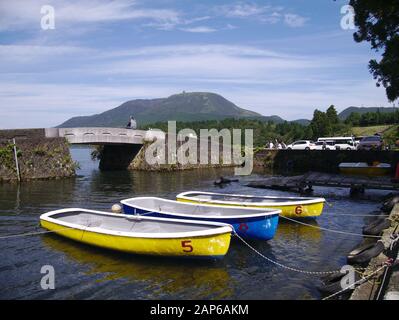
45;127;164;145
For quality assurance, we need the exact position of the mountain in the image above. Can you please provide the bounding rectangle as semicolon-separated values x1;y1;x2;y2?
338;106;397;120
291;119;311;126
58;92;263;128
256;115;285;123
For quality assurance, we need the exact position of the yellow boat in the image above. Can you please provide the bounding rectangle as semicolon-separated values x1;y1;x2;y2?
176;191;325;218
40;208;233;259
339;162;391;177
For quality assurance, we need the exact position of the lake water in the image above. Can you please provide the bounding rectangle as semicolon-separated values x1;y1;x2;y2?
0;147;388;299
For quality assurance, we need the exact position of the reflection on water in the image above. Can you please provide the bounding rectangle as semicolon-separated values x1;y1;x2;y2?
0;147;386;300
277;220;322;242
42;234;233;299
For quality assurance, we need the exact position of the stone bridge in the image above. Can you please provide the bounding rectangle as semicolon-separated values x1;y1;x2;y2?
44;127;164;145
0;127;165;171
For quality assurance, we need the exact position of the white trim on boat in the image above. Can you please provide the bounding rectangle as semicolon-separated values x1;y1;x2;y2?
40;208;233;239
120;197;281;219
176;191;325;207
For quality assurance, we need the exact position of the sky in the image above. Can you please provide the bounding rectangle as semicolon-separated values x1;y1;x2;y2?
0;0;393;128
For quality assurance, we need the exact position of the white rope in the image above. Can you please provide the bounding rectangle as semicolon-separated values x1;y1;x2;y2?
280;215;383;238
325;201;389;217
323;212;389;217
0;211;167;240
233;231;340;275
322;264;387;300
0;227;74;240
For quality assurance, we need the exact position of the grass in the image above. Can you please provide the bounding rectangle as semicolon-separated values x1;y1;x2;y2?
351;124;395;136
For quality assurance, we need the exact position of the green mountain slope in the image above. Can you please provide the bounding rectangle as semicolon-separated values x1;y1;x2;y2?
58;92;264;128
338;106;396;120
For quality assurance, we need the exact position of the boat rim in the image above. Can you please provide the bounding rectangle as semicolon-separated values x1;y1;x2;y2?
338;162;391;168
40;208;234;239
176;191;325;206
120;197;281;219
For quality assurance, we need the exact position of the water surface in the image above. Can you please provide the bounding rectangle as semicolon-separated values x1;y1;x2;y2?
0;147;387;299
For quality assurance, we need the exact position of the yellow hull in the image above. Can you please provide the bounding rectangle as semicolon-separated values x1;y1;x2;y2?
176;198;324;218
340;167;390;177
40;220;231;258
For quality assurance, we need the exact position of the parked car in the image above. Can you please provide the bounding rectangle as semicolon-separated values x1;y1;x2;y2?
357;135;384;151
314;140;335;150
286;140;316;150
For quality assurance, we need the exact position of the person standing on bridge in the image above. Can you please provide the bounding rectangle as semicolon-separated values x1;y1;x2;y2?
126;116;137;129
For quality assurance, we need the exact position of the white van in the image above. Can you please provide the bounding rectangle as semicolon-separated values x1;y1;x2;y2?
317;137;356;150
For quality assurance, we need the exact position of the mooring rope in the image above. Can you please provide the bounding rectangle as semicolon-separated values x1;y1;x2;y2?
0;227;75;240
280;215;383;238
324;201;389;217
322;263;389;300
322;212;390;217
233;231;341;275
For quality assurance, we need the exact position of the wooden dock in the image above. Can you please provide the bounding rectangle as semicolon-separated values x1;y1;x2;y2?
248;171;399;194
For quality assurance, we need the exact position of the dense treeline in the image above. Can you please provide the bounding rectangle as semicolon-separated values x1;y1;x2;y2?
140;106;399;147
344;110;399;126
141;118;309;147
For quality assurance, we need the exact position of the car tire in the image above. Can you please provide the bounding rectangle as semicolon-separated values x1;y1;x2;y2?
287;147;292;150
346;148;351;150
305;147;310;150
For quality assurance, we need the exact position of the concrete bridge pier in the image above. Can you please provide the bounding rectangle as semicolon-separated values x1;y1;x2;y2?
99;144;143;171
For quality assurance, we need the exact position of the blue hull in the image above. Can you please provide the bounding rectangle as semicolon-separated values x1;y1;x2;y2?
122;204;279;240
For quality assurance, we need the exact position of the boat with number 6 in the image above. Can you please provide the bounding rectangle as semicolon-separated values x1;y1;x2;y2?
339;162;391;177
176;191;326;218
40;208;233;259
121;197;280;240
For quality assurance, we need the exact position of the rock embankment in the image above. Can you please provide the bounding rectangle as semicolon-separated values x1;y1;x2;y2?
0;131;77;182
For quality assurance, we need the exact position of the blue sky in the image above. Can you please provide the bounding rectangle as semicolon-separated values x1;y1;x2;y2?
0;0;392;128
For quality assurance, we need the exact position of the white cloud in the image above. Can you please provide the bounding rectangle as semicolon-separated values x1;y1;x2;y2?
0;0;180;31
216;2;307;27
180;26;216;33
220;3;270;18
0;82;180;128
0;43;389;128
0;79;389;128
284;14;308;28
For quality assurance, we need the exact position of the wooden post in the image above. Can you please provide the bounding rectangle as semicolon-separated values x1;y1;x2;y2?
12;138;21;182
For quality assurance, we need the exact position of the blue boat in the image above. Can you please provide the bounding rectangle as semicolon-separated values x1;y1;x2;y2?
121;197;280;240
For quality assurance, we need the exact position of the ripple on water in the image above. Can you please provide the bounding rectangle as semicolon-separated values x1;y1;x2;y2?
0;147;384;299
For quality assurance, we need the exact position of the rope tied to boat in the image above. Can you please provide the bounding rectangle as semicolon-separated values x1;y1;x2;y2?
233;231;342;275
324;200;390;217
280;215;383;238
322;260;392;300
0;226;75;240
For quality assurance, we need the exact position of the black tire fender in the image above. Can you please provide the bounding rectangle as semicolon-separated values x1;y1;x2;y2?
382;196;399;213
363;218;391;236
347;241;385;265
318;271;360;296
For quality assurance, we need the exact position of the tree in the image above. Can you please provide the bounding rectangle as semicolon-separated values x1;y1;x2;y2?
304;125;314;140
345;112;361;125
350;0;399;102
310;109;332;139
326;105;339;124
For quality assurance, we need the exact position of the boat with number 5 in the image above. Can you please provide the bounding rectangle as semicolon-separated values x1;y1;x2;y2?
121;197;280;240
176;191;326;218
40;208;233;259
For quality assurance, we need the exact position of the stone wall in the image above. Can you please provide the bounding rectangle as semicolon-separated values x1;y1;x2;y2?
0;137;76;182
96;133;238;171
254;149;399;174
